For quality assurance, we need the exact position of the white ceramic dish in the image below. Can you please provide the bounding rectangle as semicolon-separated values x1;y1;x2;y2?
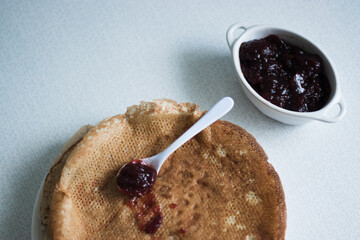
226;23;346;125
31;177;45;240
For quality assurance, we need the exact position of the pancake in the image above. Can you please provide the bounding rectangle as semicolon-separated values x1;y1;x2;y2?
40;99;286;239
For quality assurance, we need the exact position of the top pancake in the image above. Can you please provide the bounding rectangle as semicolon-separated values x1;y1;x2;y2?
41;99;286;239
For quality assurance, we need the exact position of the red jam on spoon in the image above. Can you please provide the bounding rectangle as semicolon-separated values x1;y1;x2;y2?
116;160;157;197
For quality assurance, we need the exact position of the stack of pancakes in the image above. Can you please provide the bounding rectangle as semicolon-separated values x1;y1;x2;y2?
41;99;286;239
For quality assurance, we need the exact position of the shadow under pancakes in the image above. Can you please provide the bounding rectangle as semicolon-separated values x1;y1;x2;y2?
176;48;286;128
3;141;64;240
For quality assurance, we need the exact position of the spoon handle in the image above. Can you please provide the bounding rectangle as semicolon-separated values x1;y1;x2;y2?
153;97;234;172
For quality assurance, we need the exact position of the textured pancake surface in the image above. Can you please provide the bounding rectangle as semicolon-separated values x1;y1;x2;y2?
41;99;286;240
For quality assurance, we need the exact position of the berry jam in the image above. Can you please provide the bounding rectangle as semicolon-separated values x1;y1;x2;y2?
116;160;157;197
117;160;162;234
169;203;177;209
240;34;331;112
127;192;163;234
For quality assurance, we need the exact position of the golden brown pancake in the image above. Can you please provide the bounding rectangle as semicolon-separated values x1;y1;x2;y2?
41;99;286;239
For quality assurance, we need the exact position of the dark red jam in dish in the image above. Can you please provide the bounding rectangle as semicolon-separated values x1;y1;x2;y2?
117;160;162;234
117;159;157;197
240;34;331;112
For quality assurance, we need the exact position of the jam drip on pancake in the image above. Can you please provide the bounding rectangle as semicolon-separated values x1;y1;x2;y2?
117;160;162;234
127;193;163;234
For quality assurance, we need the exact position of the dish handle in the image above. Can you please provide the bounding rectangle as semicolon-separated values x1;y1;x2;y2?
310;97;346;123
226;23;247;49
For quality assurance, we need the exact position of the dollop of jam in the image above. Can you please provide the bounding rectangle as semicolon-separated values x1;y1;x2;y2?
240;34;331;112
117;160;162;234
116;160;157;197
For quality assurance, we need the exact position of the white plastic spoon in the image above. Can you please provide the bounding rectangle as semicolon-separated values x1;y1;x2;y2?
144;96;234;173
116;97;234;196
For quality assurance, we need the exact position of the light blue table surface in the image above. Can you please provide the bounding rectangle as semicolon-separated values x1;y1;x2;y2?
1;1;360;239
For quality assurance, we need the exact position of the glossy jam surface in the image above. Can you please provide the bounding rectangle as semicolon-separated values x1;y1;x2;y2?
240;34;331;112
117;160;157;197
